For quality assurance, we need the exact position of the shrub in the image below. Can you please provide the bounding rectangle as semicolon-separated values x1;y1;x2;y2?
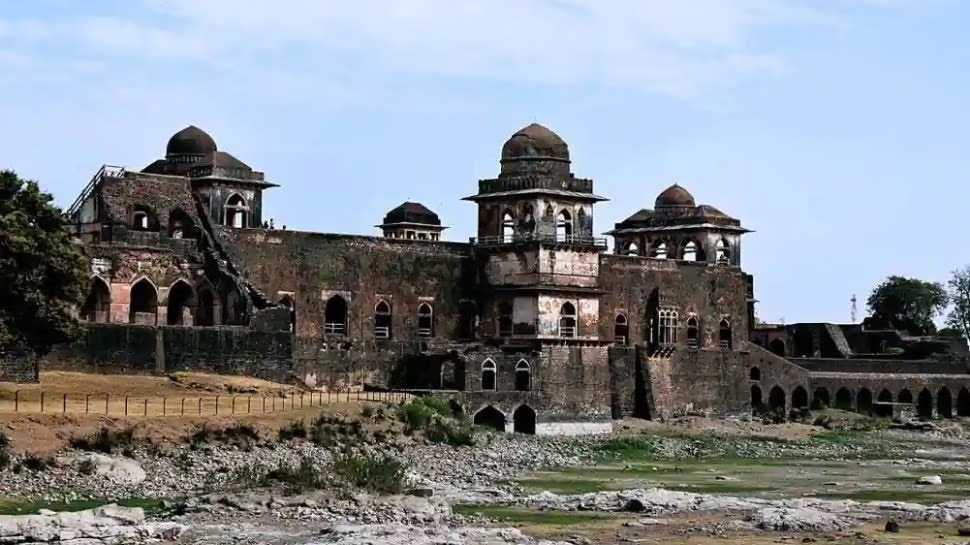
418;395;453;418
426;419;475;447
70;426;136;454
361;404;376;418
396;402;432;431
188;423;260;450
19;452;52;471
278;419;307;441
264;455;327;493
332;451;405;494
78;458;97;475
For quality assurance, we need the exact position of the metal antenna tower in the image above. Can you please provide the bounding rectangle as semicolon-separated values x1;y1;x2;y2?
850;294;857;323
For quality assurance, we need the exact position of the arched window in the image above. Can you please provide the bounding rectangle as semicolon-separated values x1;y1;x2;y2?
749;367;761;381
682;241;698;261
719;319;732;349
559;302;577;338
324;295;348;335
129;278;158;325
166;280;195;326
481;359;497;391
417;302;434;337
374;300;392;339
168;209;195;239
686;316;699;348
497;301;513;337
614;313;628;345
576;208;587;234
650;241;667;259
556;210;572;241
131;204;156;232
225;194;249;228
715;238;730;264
622;241;639;256
82;277;111;323
657;308;678;345
501;210;515;242
515;360;531;391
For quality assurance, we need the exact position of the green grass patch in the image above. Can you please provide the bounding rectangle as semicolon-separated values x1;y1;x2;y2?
517;477;618;495
812;488;959;504
0;497;165;516
452;504;616;525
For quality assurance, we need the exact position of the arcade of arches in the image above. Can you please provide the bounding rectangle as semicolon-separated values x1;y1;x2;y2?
79;276;229;327
472;404;538;435
749;370;970;420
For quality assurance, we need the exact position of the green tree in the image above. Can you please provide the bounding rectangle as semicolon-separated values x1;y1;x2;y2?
945;266;970;340
0;170;89;355
866;275;948;336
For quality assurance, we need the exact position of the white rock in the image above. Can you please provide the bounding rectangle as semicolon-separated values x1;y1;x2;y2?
75;454;147;486
917;475;943;485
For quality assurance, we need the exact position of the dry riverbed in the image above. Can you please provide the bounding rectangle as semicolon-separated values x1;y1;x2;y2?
3;402;970;545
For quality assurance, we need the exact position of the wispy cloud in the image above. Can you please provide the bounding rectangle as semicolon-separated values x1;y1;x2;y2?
0;0;923;105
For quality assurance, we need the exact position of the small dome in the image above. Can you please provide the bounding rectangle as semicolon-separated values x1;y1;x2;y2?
655;184;695;208
166;125;217;156
382;201;441;226
501;123;569;162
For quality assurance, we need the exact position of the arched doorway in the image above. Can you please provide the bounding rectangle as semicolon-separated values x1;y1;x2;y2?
323;295;348;334
937;387;953;419
768;386;786;412
473;406;505;432
166;280;195;325
792;386;808;409
769;339;786;357
834;387;852;410
874;389;893;417
196;287;215;326
513;405;536;435
917;389;933;419
750;385;763;409
82;278;111;322
129;279;158;324
957;388;970;417
857;388;873;415
812;388;830;409
898;389;913;405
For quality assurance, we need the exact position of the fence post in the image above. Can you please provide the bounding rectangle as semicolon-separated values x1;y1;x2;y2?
124;396;129;416
105;394;109;414
197;398;202;414
272;396;276;412
163;397;167;416
62;393;67;413
215;396;220;415
262;396;266;413
181;398;185;416
85;394;90;414
40;392;45;413
143;398;148;416
300;392;304;408
247;396;252;414
14;390;19;412
232;397;236;415
328;390;331;404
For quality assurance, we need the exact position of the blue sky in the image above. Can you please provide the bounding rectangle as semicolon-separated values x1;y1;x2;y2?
1;0;967;326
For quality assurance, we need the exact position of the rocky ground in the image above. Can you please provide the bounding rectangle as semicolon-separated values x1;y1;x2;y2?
3;408;970;544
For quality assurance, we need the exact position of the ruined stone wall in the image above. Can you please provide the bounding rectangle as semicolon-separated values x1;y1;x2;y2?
0;353;39;383
793;357;967;375
598;256;749;347
221;229;475;340
45;324;294;382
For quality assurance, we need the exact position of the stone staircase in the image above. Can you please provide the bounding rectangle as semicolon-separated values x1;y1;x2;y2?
824;323;853;358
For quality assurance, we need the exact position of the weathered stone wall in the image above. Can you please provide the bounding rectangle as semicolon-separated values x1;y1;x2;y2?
598;256;749;348
221;229;475;340
45;324;294;382
793;357;968;375
0;353;39;383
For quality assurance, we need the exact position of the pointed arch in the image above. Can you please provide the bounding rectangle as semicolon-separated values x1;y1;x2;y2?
874;389;893;417
556;209;572;240
792;386;808;409
225;193;249;228
195;280;216;326
937;387;953;418
473;405;506;432
501;209;515;242
768;338;786;357
750;384;763;409
480;358;497;391
684;315;700;347
374;299;392;339
718;319;732;349
898;389;913;405
82;276;112;323
768;386;786;411
834;387;852;410
166;279;195;325
417;302;434;337
324;295;348;335
682;239;705;261
650;240;667;259
129;277;158;324
813;387;830;409
715;238;731;263
857;388;873;414
559;302;577;338
167;208;196;239
513;405;536;434
622;240;640;256
917;388;933;419
614;313;629;345
749;366;761;381
515;359;531;392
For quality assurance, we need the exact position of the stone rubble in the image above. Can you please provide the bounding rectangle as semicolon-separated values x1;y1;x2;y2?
0;504;183;544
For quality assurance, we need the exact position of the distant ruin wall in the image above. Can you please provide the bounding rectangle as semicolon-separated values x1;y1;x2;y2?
0;352;39;383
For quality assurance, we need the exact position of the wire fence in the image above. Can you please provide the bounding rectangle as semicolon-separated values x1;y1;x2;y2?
0;389;413;417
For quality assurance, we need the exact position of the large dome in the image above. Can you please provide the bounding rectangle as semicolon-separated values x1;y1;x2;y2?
500;123;569;162
655;184;696;208
166;125;217;156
